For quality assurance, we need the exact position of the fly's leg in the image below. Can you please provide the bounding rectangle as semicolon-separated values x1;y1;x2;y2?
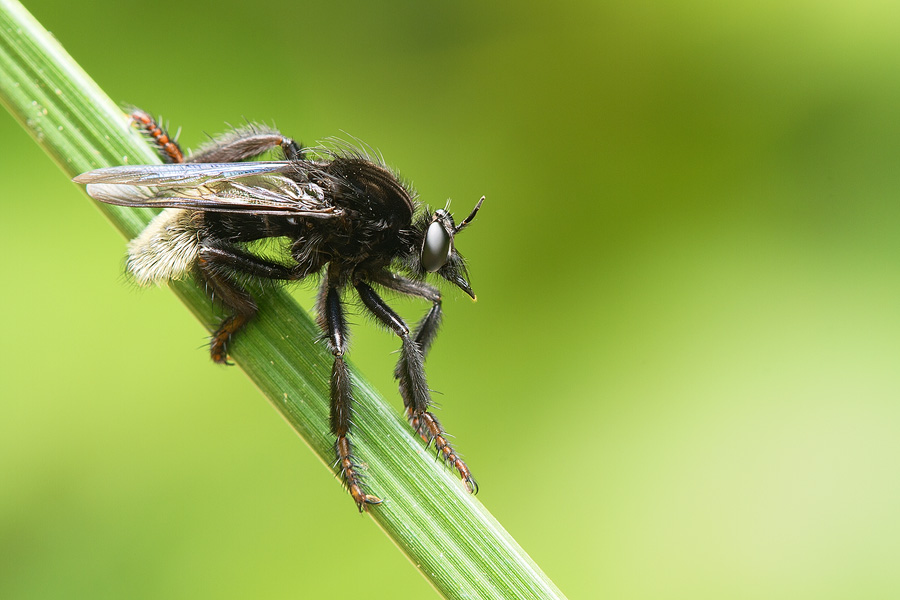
369;272;449;446
317;271;381;511
128;108;304;362
370;271;444;359
129;108;303;164
355;280;477;494
187;126;303;163
130;109;185;163
196;244;296;364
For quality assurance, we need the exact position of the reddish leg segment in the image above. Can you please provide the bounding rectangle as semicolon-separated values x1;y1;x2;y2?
130;109;184;164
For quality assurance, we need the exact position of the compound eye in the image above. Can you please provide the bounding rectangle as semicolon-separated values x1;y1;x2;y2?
422;220;452;272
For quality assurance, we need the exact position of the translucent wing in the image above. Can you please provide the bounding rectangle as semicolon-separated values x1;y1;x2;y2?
74;161;341;217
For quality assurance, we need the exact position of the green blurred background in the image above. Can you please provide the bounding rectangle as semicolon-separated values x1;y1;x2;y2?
3;1;900;598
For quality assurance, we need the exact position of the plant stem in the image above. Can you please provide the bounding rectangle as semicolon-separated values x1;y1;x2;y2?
0;2;567;598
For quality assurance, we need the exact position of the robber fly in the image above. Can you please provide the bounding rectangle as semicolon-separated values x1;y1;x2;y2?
74;110;484;511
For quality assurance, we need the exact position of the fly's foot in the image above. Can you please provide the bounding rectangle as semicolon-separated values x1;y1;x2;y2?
129;108;184;164
210;314;249;365
408;408;478;494
336;436;382;511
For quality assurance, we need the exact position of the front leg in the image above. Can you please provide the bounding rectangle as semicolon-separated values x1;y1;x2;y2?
355;281;477;494
369;273;453;449
369;271;443;360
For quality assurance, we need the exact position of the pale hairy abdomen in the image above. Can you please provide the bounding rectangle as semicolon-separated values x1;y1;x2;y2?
127;208;199;285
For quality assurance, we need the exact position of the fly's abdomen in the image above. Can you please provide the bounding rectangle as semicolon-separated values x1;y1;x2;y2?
127;208;200;285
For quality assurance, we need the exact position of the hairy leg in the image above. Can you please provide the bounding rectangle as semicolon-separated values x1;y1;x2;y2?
130;109;303;362
196;243;296;363
129;108;302;164
317;269;381;511
355;280;476;494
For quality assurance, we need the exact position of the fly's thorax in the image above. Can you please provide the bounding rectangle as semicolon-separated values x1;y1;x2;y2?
326;157;414;225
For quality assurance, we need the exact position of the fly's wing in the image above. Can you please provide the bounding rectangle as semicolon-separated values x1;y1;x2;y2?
74;161;341;217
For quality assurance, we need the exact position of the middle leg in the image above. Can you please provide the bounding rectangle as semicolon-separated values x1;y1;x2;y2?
317;271;381;511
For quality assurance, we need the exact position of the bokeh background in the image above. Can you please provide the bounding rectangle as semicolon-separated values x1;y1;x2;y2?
4;1;900;598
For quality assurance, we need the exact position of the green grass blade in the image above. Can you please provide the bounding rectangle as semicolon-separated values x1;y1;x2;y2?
0;1;567;598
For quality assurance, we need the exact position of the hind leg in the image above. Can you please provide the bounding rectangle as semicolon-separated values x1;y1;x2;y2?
129;108;302;164
130;108;185;163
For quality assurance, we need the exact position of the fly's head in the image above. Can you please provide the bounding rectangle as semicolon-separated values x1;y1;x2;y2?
409;196;484;299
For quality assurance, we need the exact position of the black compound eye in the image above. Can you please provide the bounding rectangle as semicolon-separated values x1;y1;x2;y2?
422;220;452;272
